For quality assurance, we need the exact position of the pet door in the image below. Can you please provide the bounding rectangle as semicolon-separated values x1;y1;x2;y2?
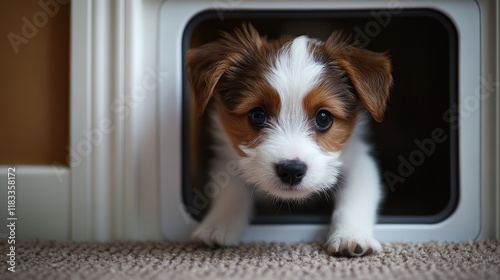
182;9;458;225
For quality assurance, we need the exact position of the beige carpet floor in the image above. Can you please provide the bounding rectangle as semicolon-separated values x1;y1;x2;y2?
1;240;499;280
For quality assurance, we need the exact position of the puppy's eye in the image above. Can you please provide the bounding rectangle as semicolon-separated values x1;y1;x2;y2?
315;110;333;131
249;107;267;128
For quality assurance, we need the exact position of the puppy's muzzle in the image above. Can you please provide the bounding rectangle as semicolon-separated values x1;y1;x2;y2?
275;159;307;185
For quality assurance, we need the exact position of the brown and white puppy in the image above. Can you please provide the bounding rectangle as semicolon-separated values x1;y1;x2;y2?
187;23;392;257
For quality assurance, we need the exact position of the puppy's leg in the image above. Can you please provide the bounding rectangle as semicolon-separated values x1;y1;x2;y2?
325;140;382;257
192;165;252;247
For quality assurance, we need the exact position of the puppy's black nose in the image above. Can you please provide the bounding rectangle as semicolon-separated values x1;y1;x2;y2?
276;160;307;185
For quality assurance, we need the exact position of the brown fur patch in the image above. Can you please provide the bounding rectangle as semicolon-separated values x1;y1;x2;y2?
194;24;290;156
217;83;281;156
323;31;392;122
303;83;359;152
218;107;258;156
186;23;265;114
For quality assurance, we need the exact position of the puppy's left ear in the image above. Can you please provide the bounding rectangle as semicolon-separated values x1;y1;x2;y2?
326;32;393;122
187;42;233;114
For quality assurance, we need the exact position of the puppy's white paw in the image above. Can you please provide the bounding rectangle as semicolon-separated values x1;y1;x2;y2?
325;232;382;257
192;221;244;247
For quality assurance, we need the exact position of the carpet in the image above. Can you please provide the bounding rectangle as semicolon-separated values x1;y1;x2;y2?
1;240;499;280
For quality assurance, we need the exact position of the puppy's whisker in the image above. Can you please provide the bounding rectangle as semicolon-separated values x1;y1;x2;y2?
322;189;332;202
250;187;257;199
330;187;340;200
336;174;347;186
276;201;284;214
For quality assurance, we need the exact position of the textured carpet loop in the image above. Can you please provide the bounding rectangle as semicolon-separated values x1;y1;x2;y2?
1;240;499;280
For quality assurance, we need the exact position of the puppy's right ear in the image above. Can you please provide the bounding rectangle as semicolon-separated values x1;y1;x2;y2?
187;42;232;114
187;23;263;114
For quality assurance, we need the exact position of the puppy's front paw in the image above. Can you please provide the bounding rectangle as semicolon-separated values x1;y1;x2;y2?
325;232;381;257
192;221;244;247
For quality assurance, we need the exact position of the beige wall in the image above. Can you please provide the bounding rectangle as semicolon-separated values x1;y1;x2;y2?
0;0;70;165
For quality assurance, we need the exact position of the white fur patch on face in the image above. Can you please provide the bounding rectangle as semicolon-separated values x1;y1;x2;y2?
238;36;344;200
266;36;325;106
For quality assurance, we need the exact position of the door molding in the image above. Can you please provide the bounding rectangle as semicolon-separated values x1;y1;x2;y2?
70;0;163;241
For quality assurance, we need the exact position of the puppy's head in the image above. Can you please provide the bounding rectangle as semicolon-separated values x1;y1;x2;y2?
187;23;392;200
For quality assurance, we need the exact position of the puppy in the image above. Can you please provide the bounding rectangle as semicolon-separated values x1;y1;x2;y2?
187;23;392;257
